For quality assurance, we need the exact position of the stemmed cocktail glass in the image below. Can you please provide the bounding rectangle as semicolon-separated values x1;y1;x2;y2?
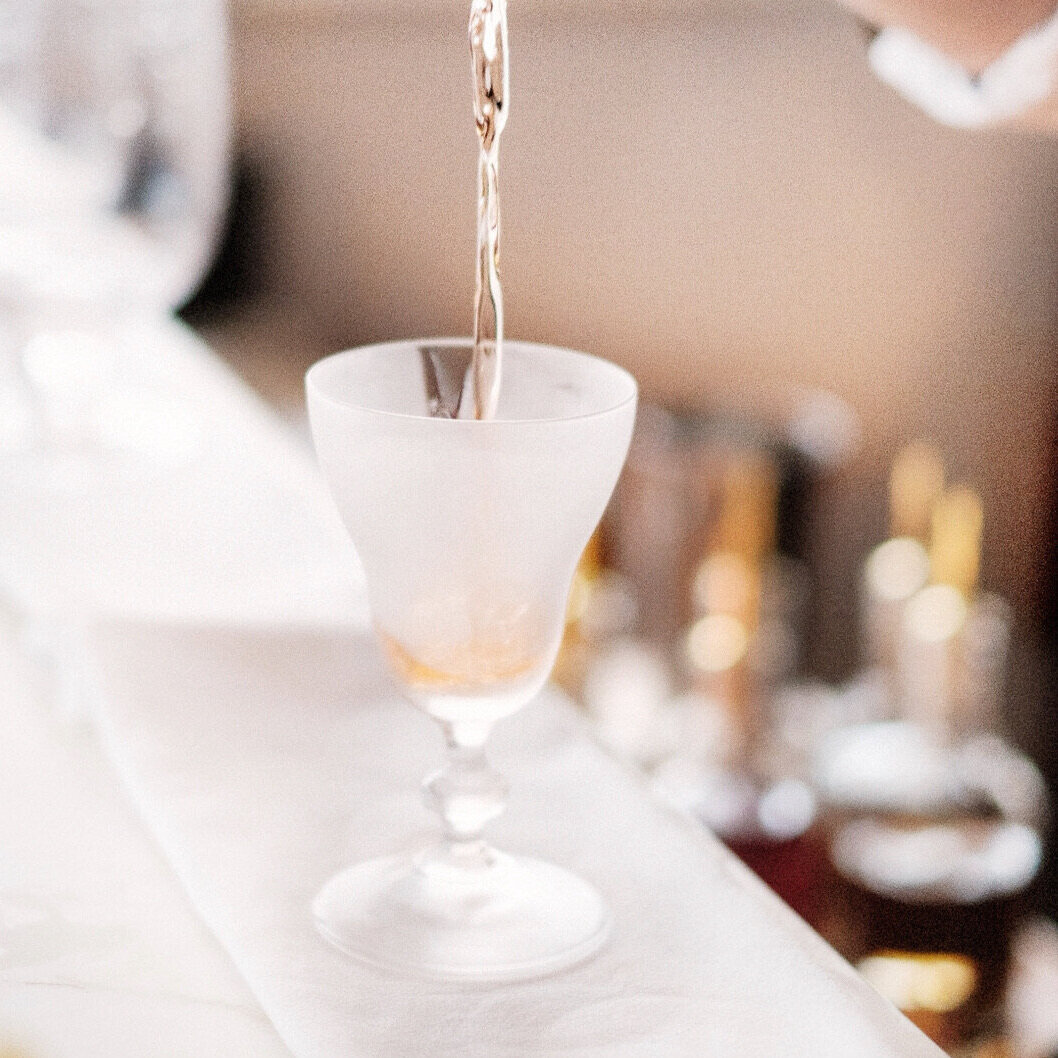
306;339;637;981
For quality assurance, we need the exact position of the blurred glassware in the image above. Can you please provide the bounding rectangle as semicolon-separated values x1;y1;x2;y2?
900;583;971;738
605;403;695;644
0;0;229;466
959;593;1014;736
815;696;1048;1049
860;442;1002;738
815;442;1051;1052
0;0;229;721
633;430;828;925
860;441;946;704
931;487;984;601
862;535;932;685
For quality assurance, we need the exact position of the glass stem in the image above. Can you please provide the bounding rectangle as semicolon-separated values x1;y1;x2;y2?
422;720;508;869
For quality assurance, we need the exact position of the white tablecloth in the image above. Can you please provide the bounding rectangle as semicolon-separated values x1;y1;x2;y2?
0;626;292;1058
88;620;942;1058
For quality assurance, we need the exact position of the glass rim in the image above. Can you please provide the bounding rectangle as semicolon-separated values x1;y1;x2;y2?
305;337;638;426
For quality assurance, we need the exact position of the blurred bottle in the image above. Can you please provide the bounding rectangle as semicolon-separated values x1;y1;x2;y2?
592;405;826;919
607;408;804;645
657;447;825;925
819;460;1048;1052
862;535;931;691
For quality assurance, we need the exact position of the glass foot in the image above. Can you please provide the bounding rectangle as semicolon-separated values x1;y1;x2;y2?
313;849;611;982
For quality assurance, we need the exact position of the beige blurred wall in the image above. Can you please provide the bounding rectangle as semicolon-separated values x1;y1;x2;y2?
229;0;1058;633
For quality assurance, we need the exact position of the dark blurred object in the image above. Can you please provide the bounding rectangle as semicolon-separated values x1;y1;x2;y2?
1006;643;1058;924
815;689;1047;1049
181;154;269;319
832;792;1042;1049
837;819;1040;1051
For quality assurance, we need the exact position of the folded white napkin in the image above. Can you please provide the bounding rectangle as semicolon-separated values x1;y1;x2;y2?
0;632;293;1058
89;622;942;1058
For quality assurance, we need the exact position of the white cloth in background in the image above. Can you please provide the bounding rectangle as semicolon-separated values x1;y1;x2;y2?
869;7;1058;128
89;621;943;1058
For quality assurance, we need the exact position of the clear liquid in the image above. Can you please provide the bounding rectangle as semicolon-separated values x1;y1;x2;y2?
465;0;508;421
414;1;508;420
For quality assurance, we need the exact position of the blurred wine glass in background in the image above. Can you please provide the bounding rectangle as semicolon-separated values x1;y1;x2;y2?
0;0;230;721
0;0;229;466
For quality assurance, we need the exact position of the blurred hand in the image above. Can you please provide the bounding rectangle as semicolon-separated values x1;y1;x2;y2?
833;0;1057;71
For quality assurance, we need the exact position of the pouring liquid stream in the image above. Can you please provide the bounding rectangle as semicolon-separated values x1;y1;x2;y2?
467;0;508;421
416;0;508;420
